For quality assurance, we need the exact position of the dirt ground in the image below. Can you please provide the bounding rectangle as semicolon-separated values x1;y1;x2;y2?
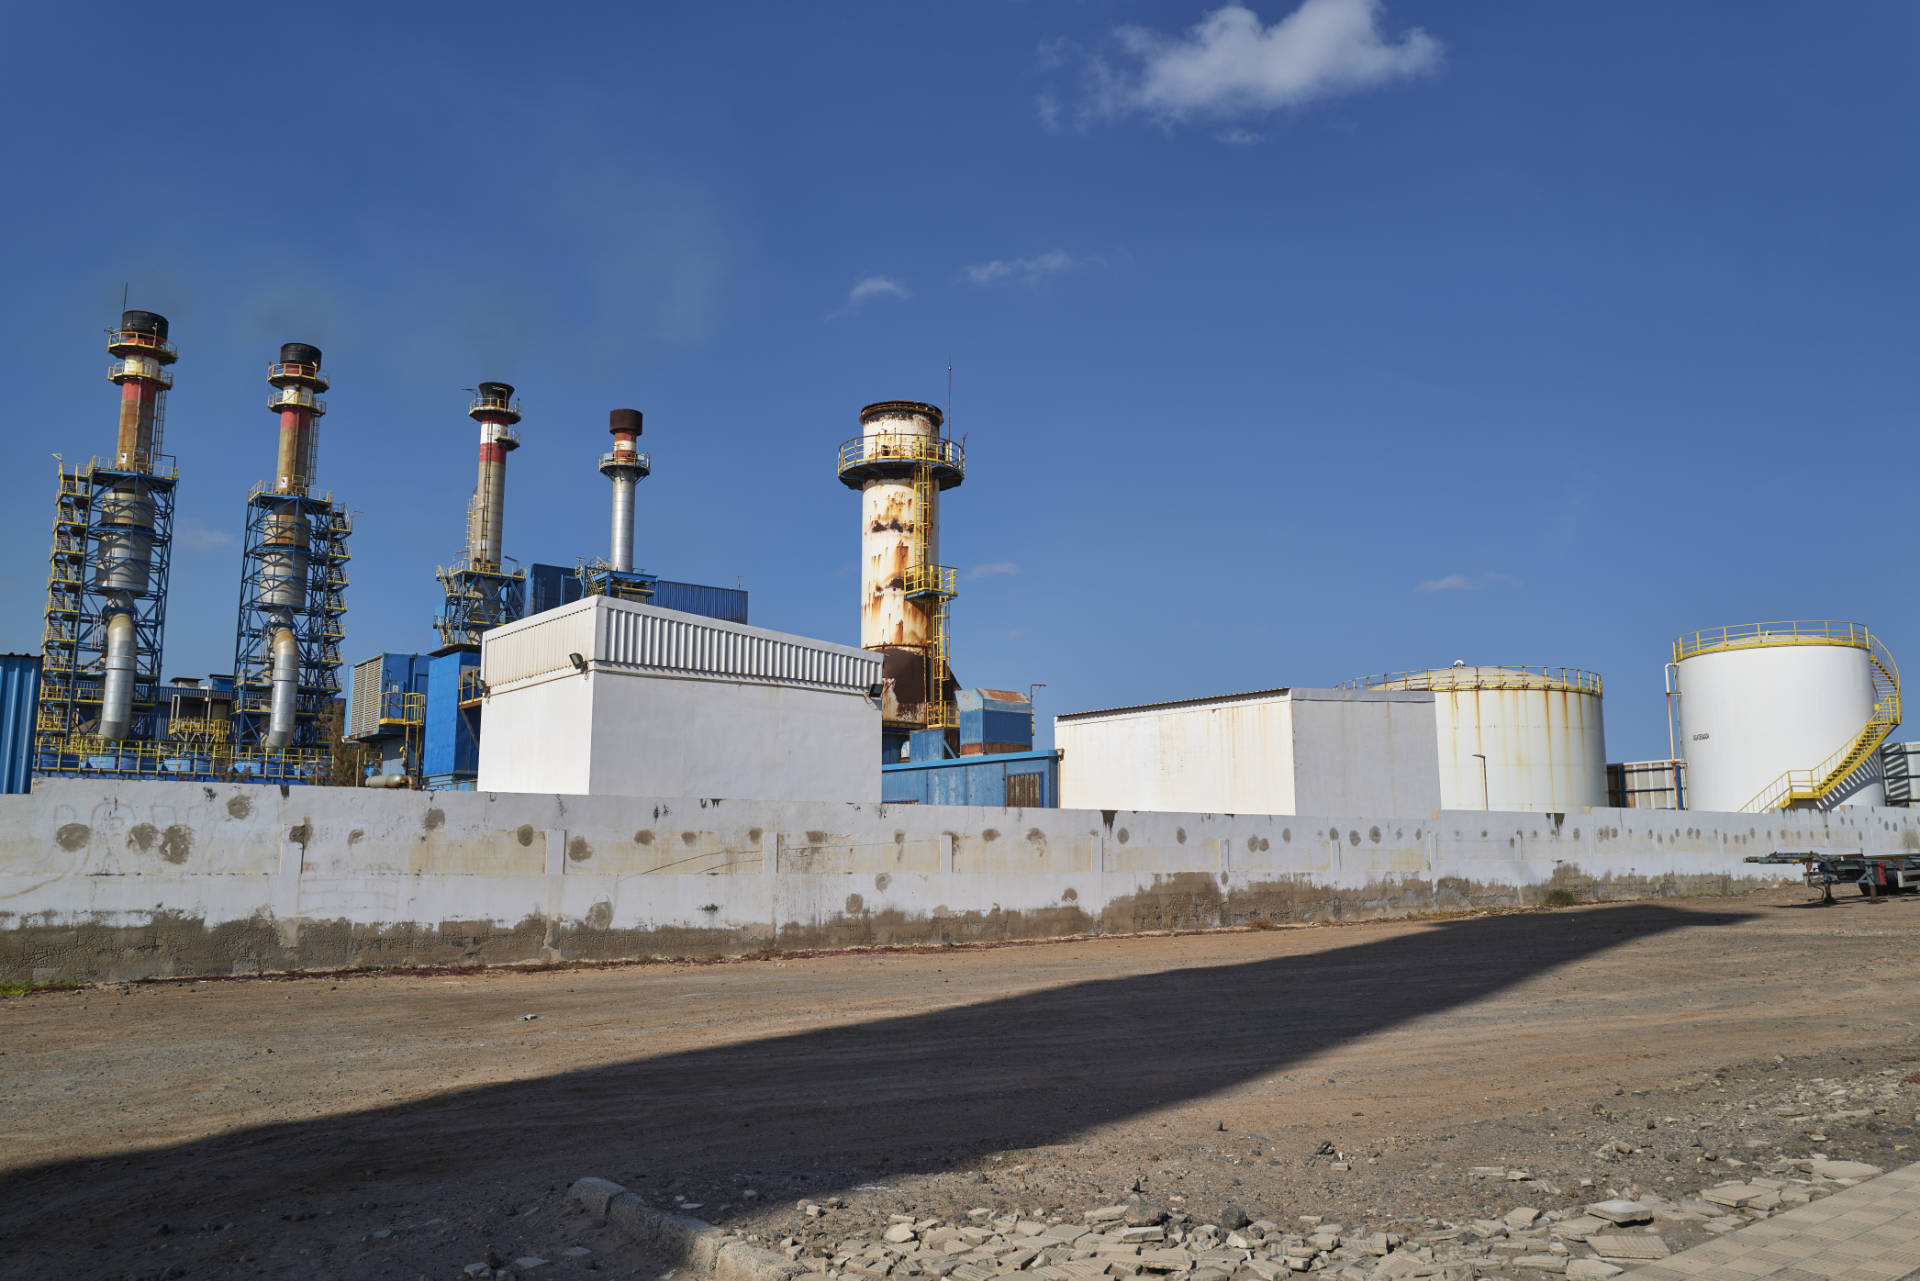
3;886;1919;1281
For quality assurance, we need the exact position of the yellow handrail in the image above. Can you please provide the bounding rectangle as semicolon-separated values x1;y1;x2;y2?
1674;619;1873;664
835;433;964;475
1342;665;1603;695
904;563;957;597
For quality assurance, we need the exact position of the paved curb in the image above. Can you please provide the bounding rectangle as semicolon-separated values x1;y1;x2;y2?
570;1178;809;1281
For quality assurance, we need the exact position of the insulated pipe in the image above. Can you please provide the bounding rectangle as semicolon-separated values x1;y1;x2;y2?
99;612;138;741
264;627;299;749
468;382;521;571
600;408;648;573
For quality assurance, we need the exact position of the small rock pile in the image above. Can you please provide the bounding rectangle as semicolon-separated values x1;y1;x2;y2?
754;1156;1884;1281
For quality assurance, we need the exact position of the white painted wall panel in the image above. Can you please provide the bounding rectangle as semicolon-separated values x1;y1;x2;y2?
1056;689;1439;817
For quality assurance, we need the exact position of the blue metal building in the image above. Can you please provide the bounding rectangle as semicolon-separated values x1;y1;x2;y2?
957;688;1034;756
881;749;1062;808
424;650;481;789
529;564;747;625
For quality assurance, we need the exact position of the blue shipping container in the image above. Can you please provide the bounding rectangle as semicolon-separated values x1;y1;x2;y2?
0;654;42;794
881;749;1060;808
424;651;480;781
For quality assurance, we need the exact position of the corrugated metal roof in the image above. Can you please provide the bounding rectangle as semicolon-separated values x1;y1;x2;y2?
1056;685;1429;722
483;595;878;694
1056;687;1295;722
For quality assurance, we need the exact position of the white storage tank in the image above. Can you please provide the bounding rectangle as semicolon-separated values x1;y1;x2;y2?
1674;621;1898;813
1346;666;1607;813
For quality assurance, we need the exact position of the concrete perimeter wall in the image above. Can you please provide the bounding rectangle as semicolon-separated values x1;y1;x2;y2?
5;777;1919;984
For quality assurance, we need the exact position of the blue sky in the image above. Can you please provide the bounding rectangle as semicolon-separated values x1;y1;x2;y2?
1;1;1914;760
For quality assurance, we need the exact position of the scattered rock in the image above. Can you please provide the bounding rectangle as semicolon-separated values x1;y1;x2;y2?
1584;1199;1651;1225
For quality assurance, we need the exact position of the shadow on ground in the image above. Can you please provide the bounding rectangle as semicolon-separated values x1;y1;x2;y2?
0;902;1753;1277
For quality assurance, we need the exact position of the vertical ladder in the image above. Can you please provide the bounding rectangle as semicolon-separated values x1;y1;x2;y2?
910;461;954;729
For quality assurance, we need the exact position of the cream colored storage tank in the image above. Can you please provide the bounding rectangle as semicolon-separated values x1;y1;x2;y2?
1674;621;1899;813
1345;666;1607;812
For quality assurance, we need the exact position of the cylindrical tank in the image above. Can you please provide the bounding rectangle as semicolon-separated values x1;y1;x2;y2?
1675;622;1886;811
1357;666;1607;812
855;402;943;650
258;511;311;608
93;481;155;594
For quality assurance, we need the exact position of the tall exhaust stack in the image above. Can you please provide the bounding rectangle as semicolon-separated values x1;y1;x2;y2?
835;400;966;741
232;342;351;781
600;408;650;572
37;310;182;770
469;381;520;572
435;383;528;647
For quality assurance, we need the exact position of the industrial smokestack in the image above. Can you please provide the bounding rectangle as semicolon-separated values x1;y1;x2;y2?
97;311;179;599
468;381;521;571
835;400;966;730
269;343;325;495
599;408;650;573
261;345;327;610
109;310;173;473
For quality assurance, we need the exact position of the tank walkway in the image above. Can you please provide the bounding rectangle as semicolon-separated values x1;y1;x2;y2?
1628;1160;1920;1280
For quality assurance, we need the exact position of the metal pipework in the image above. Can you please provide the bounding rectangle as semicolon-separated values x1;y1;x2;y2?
599;407;651;573
468;381;522;572
99;612;138;741
264;626;299;749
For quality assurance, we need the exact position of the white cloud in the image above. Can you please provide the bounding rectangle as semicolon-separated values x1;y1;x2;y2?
175;517;235;552
970;562;1021;580
847;276;909;306
1217;127;1267;145
1415;574;1471;594
1080;0;1441;124
1036;93;1062;132
964;251;1078;286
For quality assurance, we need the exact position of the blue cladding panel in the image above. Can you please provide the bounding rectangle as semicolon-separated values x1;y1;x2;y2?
880;750;1060;808
530;563;586;616
652;580;748;624
955;689;1034;750
0;654;42;794
424;651;480;779
909;728;954;761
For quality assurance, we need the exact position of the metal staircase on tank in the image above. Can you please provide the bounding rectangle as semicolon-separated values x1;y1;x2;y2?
1741;631;1902;812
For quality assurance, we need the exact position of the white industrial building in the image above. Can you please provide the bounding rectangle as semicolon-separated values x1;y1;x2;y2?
1055;687;1441;816
475;596;882;802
